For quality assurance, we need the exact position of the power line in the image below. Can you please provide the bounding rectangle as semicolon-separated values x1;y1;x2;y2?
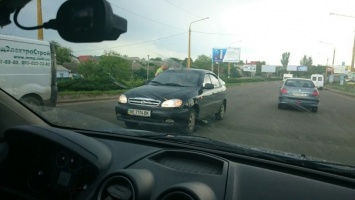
192;31;243;36
6;0;35;35
164;0;201;18
110;3;185;31
74;32;187;53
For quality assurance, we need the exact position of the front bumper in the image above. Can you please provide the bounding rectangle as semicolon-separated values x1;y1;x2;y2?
115;104;190;127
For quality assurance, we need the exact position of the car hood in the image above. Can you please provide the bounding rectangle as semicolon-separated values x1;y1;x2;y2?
124;85;200;101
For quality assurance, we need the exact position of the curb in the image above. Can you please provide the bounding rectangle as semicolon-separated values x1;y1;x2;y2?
57;96;117;104
324;87;355;98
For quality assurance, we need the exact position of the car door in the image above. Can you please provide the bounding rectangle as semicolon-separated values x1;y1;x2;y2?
208;73;225;113
197;74;215;118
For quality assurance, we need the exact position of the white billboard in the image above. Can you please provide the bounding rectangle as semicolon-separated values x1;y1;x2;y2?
334;65;346;74
223;48;241;63
261;65;276;73
243;65;256;72
287;65;298;71
212;48;241;63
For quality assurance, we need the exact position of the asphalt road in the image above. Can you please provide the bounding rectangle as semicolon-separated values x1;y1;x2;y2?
58;82;355;166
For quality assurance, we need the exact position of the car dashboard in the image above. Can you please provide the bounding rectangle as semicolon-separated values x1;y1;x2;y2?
0;125;354;200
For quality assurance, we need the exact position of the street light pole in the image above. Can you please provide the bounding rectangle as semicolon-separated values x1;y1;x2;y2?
320;41;336;78
330;12;355;72
188;17;209;68
147;55;150;80
131;60;135;80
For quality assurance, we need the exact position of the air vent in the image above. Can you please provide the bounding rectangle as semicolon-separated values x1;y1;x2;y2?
161;191;195;200
97;175;135;200
158;182;216;200
149;151;224;175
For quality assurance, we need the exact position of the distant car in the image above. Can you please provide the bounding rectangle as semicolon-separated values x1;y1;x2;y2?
278;78;320;112
311;74;324;90
115;69;227;133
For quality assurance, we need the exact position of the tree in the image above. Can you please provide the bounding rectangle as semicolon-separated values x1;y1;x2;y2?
78;50;130;81
193;55;211;70
281;52;290;68
51;41;73;64
255;61;266;76
300;55;313;67
99;51;130;81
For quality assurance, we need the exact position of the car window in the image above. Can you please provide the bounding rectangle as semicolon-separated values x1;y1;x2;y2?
312;77;317;81
209;74;221;88
203;74;212;87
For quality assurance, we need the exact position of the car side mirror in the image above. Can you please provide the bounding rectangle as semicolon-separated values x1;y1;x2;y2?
204;83;214;89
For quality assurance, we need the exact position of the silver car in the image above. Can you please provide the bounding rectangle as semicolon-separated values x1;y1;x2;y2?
278;78;320;112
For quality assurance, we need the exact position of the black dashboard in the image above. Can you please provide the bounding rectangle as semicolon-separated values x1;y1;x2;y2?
0;125;354;200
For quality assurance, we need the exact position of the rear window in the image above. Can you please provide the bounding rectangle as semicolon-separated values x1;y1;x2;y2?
312;77;317;81
285;79;315;88
318;77;323;81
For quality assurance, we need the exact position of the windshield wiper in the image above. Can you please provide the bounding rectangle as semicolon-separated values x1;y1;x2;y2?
150;80;163;85
162;83;187;87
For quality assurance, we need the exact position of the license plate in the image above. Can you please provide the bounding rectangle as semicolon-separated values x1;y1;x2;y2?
293;93;307;97
128;109;151;117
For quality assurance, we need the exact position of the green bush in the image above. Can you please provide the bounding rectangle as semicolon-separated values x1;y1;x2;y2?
57;79;125;91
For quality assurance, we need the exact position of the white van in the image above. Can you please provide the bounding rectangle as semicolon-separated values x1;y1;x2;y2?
311;74;324;90
0;35;57;106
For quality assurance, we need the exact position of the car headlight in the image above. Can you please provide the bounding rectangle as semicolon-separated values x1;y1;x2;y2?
161;99;183;108
118;94;128;104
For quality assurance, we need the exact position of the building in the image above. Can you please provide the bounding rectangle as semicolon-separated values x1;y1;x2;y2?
56;64;71;78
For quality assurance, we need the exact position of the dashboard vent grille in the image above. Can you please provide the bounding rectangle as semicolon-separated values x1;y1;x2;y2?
150;151;224;175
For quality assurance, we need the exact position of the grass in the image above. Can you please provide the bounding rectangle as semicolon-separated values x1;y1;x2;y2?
325;83;355;94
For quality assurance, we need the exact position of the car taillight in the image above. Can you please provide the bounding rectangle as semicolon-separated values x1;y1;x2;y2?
280;88;288;94
312;90;319;96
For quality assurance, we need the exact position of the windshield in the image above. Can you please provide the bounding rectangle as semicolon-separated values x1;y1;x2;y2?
1;0;355;173
151;70;201;87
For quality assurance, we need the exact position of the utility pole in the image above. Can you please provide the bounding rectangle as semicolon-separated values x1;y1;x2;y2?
37;0;43;40
147;55;150;80
351;34;355;72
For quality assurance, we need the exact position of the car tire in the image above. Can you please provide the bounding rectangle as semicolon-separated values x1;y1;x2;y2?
278;103;283;109
215;102;225;120
21;96;42;106
124;121;139;128
183;109;196;134
311;107;318;113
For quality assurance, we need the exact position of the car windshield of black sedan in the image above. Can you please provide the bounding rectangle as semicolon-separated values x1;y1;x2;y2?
151;70;201;87
1;0;355;170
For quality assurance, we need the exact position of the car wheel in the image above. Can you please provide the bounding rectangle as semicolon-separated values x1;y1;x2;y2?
278;103;283;109
21;96;42;106
183;109;196;134
124;121;139;128
311;107;318;113
215;102;225;120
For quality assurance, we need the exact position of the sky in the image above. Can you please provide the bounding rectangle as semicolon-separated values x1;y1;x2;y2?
1;0;355;66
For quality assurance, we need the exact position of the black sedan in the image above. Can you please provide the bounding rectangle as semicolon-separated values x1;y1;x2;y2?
115;69;227;133
278;78;320;112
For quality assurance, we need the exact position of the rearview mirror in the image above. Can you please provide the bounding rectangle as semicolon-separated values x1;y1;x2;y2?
204;83;214;89
55;0;127;42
